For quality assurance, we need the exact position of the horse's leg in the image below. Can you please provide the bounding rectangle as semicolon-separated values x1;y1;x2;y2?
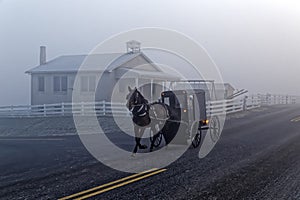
150;133;161;152
138;127;147;149
132;125;148;156
150;126;156;152
132;125;141;155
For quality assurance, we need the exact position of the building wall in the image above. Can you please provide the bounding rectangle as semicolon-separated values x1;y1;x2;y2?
30;72;161;105
30;55;168;105
31;73;76;105
121;55;158;71
95;71;117;102
31;72;120;105
112;78;136;103
108;54;163;103
139;81;164;102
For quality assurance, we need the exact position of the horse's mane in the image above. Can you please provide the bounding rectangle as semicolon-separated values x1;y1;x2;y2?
136;89;148;104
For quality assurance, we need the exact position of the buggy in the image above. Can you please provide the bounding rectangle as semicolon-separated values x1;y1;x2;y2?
150;89;220;148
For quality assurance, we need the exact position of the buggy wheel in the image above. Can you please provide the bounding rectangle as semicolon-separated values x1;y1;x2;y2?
191;121;202;148
192;131;201;148
209;116;220;142
149;128;162;148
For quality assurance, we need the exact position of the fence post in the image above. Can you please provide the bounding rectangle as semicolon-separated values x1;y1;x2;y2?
243;96;248;111
102;100;106;116
10;105;13;117
81;102;84;116
62;102;65;116
43;104;46;116
26;105;29;117
28;105;31;117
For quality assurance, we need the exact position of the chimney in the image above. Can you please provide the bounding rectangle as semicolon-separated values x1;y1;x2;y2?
40;46;46;65
126;40;141;53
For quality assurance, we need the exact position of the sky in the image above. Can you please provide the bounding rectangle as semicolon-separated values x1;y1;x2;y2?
0;0;300;106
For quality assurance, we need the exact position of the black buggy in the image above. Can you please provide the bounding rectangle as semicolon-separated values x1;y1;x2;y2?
149;89;219;148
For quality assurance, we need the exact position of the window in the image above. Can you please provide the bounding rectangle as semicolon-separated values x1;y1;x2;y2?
54;77;60;92
38;76;45;92
81;76;96;92
53;76;68;93
163;97;170;106
61;76;67;92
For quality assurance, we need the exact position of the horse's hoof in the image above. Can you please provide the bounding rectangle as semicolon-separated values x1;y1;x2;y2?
150;148;153;152
131;153;136;157
140;145;147;149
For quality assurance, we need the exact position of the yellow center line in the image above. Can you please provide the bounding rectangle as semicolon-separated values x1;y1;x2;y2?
58;168;160;200
74;168;167;200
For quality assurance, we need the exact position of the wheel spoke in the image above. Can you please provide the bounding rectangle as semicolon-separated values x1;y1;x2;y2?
209;116;220;142
150;129;162;148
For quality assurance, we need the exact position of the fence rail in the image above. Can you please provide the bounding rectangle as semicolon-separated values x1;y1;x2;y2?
0;94;297;118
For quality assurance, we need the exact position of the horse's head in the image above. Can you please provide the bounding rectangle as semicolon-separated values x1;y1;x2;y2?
126;86;146;111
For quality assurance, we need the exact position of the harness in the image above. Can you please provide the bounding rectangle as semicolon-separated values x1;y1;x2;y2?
130;104;150;117
149;103;170;121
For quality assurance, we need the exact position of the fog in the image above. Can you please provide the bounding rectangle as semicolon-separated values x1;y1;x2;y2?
0;0;300;106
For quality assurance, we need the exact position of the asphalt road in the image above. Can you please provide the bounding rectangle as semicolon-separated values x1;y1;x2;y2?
0;105;299;199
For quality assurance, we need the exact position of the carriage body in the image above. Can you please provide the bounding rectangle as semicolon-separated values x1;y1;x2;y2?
158;89;209;147
161;90;207;125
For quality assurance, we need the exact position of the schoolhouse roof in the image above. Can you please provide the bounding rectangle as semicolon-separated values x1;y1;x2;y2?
26;52;158;74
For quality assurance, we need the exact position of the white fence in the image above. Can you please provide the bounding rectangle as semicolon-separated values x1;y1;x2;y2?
0;94;296;118
254;94;298;105
207;95;261;116
0;101;129;118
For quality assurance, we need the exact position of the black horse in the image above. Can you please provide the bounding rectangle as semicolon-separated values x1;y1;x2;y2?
126;86;169;155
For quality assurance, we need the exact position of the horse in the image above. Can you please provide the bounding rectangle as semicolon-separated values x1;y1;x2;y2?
126;86;169;155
